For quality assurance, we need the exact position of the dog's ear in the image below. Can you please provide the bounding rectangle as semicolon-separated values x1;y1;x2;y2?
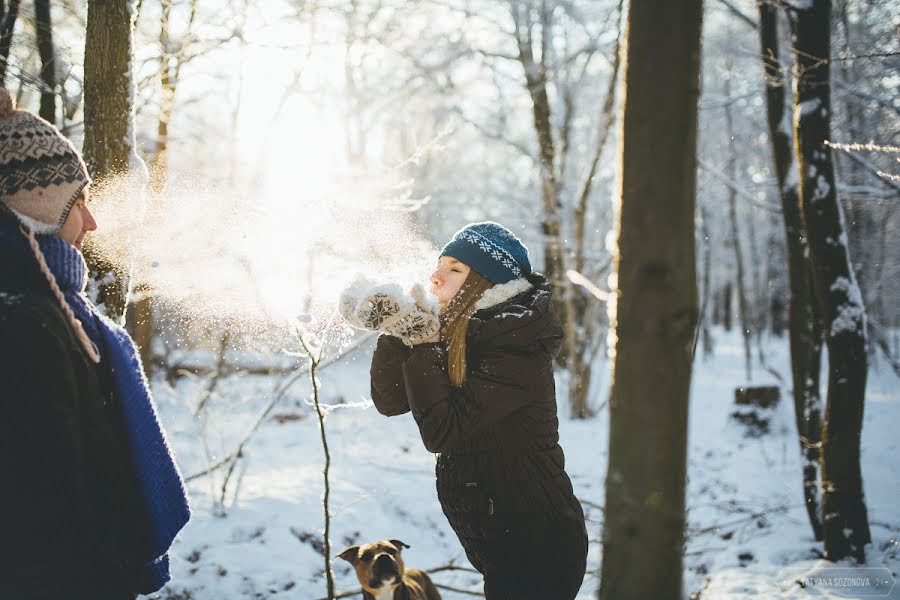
389;539;410;551
337;546;360;565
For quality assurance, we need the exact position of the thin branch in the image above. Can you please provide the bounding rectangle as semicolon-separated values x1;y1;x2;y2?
826;143;900;192
450;105;535;161
714;0;757;30
697;158;783;213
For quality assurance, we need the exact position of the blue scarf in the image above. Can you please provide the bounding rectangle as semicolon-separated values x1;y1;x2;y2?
0;217;191;594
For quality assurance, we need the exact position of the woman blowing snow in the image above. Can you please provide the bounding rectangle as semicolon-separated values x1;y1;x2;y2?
341;221;587;600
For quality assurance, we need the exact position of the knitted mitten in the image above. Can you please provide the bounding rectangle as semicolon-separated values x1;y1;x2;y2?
339;278;439;346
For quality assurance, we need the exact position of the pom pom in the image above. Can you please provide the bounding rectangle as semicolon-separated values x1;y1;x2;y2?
0;87;15;118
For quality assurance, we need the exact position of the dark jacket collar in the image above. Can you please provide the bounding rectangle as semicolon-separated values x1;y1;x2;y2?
468;272;563;359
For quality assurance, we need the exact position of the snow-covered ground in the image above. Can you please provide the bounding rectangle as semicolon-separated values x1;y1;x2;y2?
149;330;900;599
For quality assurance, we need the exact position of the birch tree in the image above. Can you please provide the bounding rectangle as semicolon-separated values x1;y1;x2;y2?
598;0;702;597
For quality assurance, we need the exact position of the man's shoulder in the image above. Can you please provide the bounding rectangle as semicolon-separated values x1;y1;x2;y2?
0;287;75;346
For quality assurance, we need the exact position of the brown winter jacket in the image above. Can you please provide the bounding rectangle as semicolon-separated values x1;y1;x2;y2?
370;273;587;598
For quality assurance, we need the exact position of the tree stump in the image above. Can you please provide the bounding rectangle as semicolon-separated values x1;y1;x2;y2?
731;386;780;437
735;386;780;409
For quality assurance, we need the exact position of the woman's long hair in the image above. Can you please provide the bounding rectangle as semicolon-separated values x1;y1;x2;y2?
441;270;494;386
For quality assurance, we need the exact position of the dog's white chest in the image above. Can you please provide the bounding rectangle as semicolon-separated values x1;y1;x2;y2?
371;585;398;600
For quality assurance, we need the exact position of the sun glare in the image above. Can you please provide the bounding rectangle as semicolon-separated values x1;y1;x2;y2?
87;19;439;341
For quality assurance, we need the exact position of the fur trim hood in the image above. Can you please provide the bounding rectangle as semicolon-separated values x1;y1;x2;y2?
473;277;533;311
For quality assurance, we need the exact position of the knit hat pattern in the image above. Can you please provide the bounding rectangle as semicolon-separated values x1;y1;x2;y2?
440;221;532;284
0;87;91;234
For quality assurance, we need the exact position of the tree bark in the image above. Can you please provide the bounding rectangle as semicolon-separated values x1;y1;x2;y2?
34;0;55;124
82;0;140;322
0;0;22;86
598;0;702;598
758;0;824;541
789;0;870;562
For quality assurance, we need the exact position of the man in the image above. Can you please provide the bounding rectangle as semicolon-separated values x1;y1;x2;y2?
0;87;190;599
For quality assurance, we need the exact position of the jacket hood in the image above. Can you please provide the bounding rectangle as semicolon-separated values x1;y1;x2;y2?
468;272;563;359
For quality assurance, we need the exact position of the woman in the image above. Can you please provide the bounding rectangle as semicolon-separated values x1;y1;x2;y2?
343;222;588;599
0;87;189;599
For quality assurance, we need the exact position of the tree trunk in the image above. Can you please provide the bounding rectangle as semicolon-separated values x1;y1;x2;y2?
0;0;22;86
758;0;824;541
567;0;624;419
789;0;870;562
34;0;55;124
724;74;753;381
699;203;714;358
722;281;733;331
767;213;788;337
512;6;570;365
82;0;140;322
598;0;702;598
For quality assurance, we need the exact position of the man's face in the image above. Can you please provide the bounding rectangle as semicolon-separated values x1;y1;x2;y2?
57;188;97;250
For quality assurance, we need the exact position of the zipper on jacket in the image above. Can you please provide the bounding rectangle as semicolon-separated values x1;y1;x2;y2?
488;498;494;516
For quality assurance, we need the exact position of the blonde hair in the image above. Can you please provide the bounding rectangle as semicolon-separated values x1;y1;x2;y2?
440;270;493;386
19;224;101;363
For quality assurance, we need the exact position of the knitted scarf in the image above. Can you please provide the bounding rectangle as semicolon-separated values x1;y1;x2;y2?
0;217;190;593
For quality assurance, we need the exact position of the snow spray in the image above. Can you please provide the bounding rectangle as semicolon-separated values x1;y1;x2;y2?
83;167;438;345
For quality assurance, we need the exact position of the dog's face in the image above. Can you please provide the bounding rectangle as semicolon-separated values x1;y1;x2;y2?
338;539;410;594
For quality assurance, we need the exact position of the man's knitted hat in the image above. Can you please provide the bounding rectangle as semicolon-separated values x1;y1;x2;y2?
440;221;532;284
0;87;91;234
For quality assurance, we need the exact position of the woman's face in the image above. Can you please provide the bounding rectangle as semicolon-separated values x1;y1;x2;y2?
430;256;471;309
57;188;97;250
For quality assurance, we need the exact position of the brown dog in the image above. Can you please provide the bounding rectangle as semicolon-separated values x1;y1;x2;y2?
337;539;441;600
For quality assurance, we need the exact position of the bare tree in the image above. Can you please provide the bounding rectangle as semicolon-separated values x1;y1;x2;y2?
723;70;754;381
757;0;824;541
789;0;870;563
598;0;702;598
33;0;54;123
0;0;22;85
509;1;571;362
83;0;143;322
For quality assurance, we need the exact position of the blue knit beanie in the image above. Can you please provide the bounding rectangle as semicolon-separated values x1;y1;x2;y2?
440;222;531;284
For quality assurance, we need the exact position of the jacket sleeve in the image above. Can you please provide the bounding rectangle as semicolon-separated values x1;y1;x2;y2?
401;343;551;453
370;334;413;416
0;306;131;599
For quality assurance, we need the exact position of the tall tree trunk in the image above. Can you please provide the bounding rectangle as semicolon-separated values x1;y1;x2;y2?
34;0;55;124
0;0;22;86
567;0;624;419
724;74;753;381
598;0;702;598
82;0;141;322
789;0;870;563
758;0;824;541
